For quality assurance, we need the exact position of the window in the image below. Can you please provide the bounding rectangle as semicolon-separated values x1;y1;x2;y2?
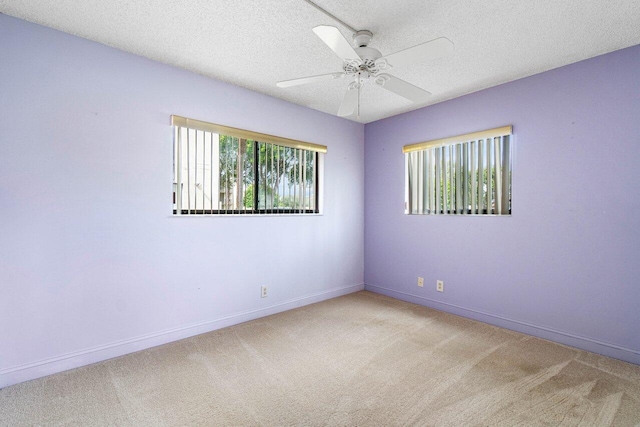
171;116;326;215
404;126;512;215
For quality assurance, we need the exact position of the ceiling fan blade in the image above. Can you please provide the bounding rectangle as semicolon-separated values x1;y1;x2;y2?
373;74;431;103
277;72;344;88
313;25;360;61
381;37;453;69
338;86;358;117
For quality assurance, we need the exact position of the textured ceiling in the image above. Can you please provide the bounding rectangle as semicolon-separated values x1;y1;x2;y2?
2;0;640;123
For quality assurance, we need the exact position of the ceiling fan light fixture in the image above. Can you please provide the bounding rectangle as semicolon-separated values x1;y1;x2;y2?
276;24;453;119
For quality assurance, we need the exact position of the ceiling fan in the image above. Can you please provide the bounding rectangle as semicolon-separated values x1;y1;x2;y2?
276;25;454;118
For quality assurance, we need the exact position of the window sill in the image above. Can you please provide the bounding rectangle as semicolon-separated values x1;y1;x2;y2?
167;213;324;218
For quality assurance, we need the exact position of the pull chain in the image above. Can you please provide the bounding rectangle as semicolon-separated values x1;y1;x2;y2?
357;72;361;119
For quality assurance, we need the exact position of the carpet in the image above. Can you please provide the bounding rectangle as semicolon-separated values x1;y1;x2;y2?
1;291;639;426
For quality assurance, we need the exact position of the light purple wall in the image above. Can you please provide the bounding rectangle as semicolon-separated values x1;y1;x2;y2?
2;13;638;389
0;15;364;387
364;44;640;364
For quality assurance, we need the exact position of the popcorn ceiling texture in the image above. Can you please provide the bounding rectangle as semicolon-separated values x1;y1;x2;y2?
1;0;639;123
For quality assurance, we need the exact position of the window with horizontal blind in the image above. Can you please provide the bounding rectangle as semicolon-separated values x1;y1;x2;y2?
171;115;325;215
404;126;512;215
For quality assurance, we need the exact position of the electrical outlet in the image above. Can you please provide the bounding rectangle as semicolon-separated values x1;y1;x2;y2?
436;280;444;292
261;285;268;298
418;277;424;287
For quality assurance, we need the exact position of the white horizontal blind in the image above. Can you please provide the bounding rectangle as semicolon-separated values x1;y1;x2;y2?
173;125;318;215
405;127;512;215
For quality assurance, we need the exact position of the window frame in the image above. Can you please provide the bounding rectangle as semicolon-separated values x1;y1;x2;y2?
171;115;325;216
403;126;513;216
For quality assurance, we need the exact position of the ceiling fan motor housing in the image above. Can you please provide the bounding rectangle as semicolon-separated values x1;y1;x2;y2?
344;48;382;78
343;30;383;79
355;46;382;62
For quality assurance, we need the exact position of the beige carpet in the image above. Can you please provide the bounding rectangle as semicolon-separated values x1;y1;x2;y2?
1;291;639;426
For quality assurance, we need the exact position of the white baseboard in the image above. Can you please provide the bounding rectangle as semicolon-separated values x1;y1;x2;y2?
365;284;640;366
0;283;364;389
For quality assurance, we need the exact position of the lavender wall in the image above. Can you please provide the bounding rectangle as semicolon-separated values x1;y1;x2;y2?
364;44;640;364
0;15;364;387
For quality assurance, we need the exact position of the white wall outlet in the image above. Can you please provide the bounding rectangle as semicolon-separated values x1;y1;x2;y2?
418;277;424;287
436;280;444;292
261;285;268;298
